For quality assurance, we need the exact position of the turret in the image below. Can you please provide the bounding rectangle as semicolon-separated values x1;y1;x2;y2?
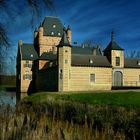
34;28;38;39
104;31;124;67
39;26;44;40
38;25;44;56
66;25;72;44
57;29;71;91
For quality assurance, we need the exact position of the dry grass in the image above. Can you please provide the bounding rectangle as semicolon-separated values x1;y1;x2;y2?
0;99;140;140
0;104;128;140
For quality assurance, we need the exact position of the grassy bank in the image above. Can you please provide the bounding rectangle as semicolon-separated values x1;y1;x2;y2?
24;90;140;107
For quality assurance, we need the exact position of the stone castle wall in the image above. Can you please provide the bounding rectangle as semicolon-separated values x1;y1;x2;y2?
123;68;140;86
69;66;112;91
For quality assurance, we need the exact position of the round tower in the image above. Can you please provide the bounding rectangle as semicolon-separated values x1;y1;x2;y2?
34;28;38;39
39;26;44;39
57;29;71;91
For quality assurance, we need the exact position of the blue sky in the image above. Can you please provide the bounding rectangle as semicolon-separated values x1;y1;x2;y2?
1;0;140;75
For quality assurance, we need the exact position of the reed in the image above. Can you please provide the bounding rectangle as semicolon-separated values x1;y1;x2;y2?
0;99;140;140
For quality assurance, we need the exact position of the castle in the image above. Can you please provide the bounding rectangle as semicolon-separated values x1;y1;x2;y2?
16;16;140;99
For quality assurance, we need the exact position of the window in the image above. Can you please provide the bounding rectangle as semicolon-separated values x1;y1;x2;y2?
25;69;29;73
138;60;140;66
69;70;71;79
58;32;61;36
53;24;56;28
90;74;95;82
65;59;68;64
24;63;32;68
23;74;32;80
116;57;120;66
60;69;63;79
26;60;29;64
51;31;54;35
24;61;32;68
89;59;93;64
30;54;33;58
50;62;53;67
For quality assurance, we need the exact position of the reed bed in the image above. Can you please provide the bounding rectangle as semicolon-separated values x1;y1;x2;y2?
0;97;140;140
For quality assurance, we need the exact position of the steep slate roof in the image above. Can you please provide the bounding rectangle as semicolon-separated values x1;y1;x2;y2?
21;43;38;60
39;52;57;60
104;32;124;52
124;58;140;68
104;41;124;51
42;16;64;37
71;54;111;67
71;46;102;55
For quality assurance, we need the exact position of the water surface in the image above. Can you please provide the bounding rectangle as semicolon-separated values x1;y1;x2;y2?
0;90;16;106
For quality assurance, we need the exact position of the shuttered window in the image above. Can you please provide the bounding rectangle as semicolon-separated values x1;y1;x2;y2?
23;63;32;68
23;74;32;80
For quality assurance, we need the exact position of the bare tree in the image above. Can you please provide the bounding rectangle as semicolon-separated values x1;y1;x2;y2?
0;0;54;75
125;50;140;58
81;40;95;48
0;0;54;48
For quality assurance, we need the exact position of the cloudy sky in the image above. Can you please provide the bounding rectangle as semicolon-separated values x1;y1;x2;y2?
1;0;140;75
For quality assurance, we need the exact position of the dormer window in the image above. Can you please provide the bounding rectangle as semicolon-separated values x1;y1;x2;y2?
30;54;33;57
89;59;93;64
51;31;54;35
50;62;53;67
53;24;56;28
58;32;61;36
137;60;140;66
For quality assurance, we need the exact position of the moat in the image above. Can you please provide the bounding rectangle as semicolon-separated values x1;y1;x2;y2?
0;90;16;105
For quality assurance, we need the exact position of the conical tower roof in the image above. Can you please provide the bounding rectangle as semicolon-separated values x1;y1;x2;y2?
104;32;124;52
58;28;71;47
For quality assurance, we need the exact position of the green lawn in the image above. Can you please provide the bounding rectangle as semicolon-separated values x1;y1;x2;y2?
24;90;140;107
